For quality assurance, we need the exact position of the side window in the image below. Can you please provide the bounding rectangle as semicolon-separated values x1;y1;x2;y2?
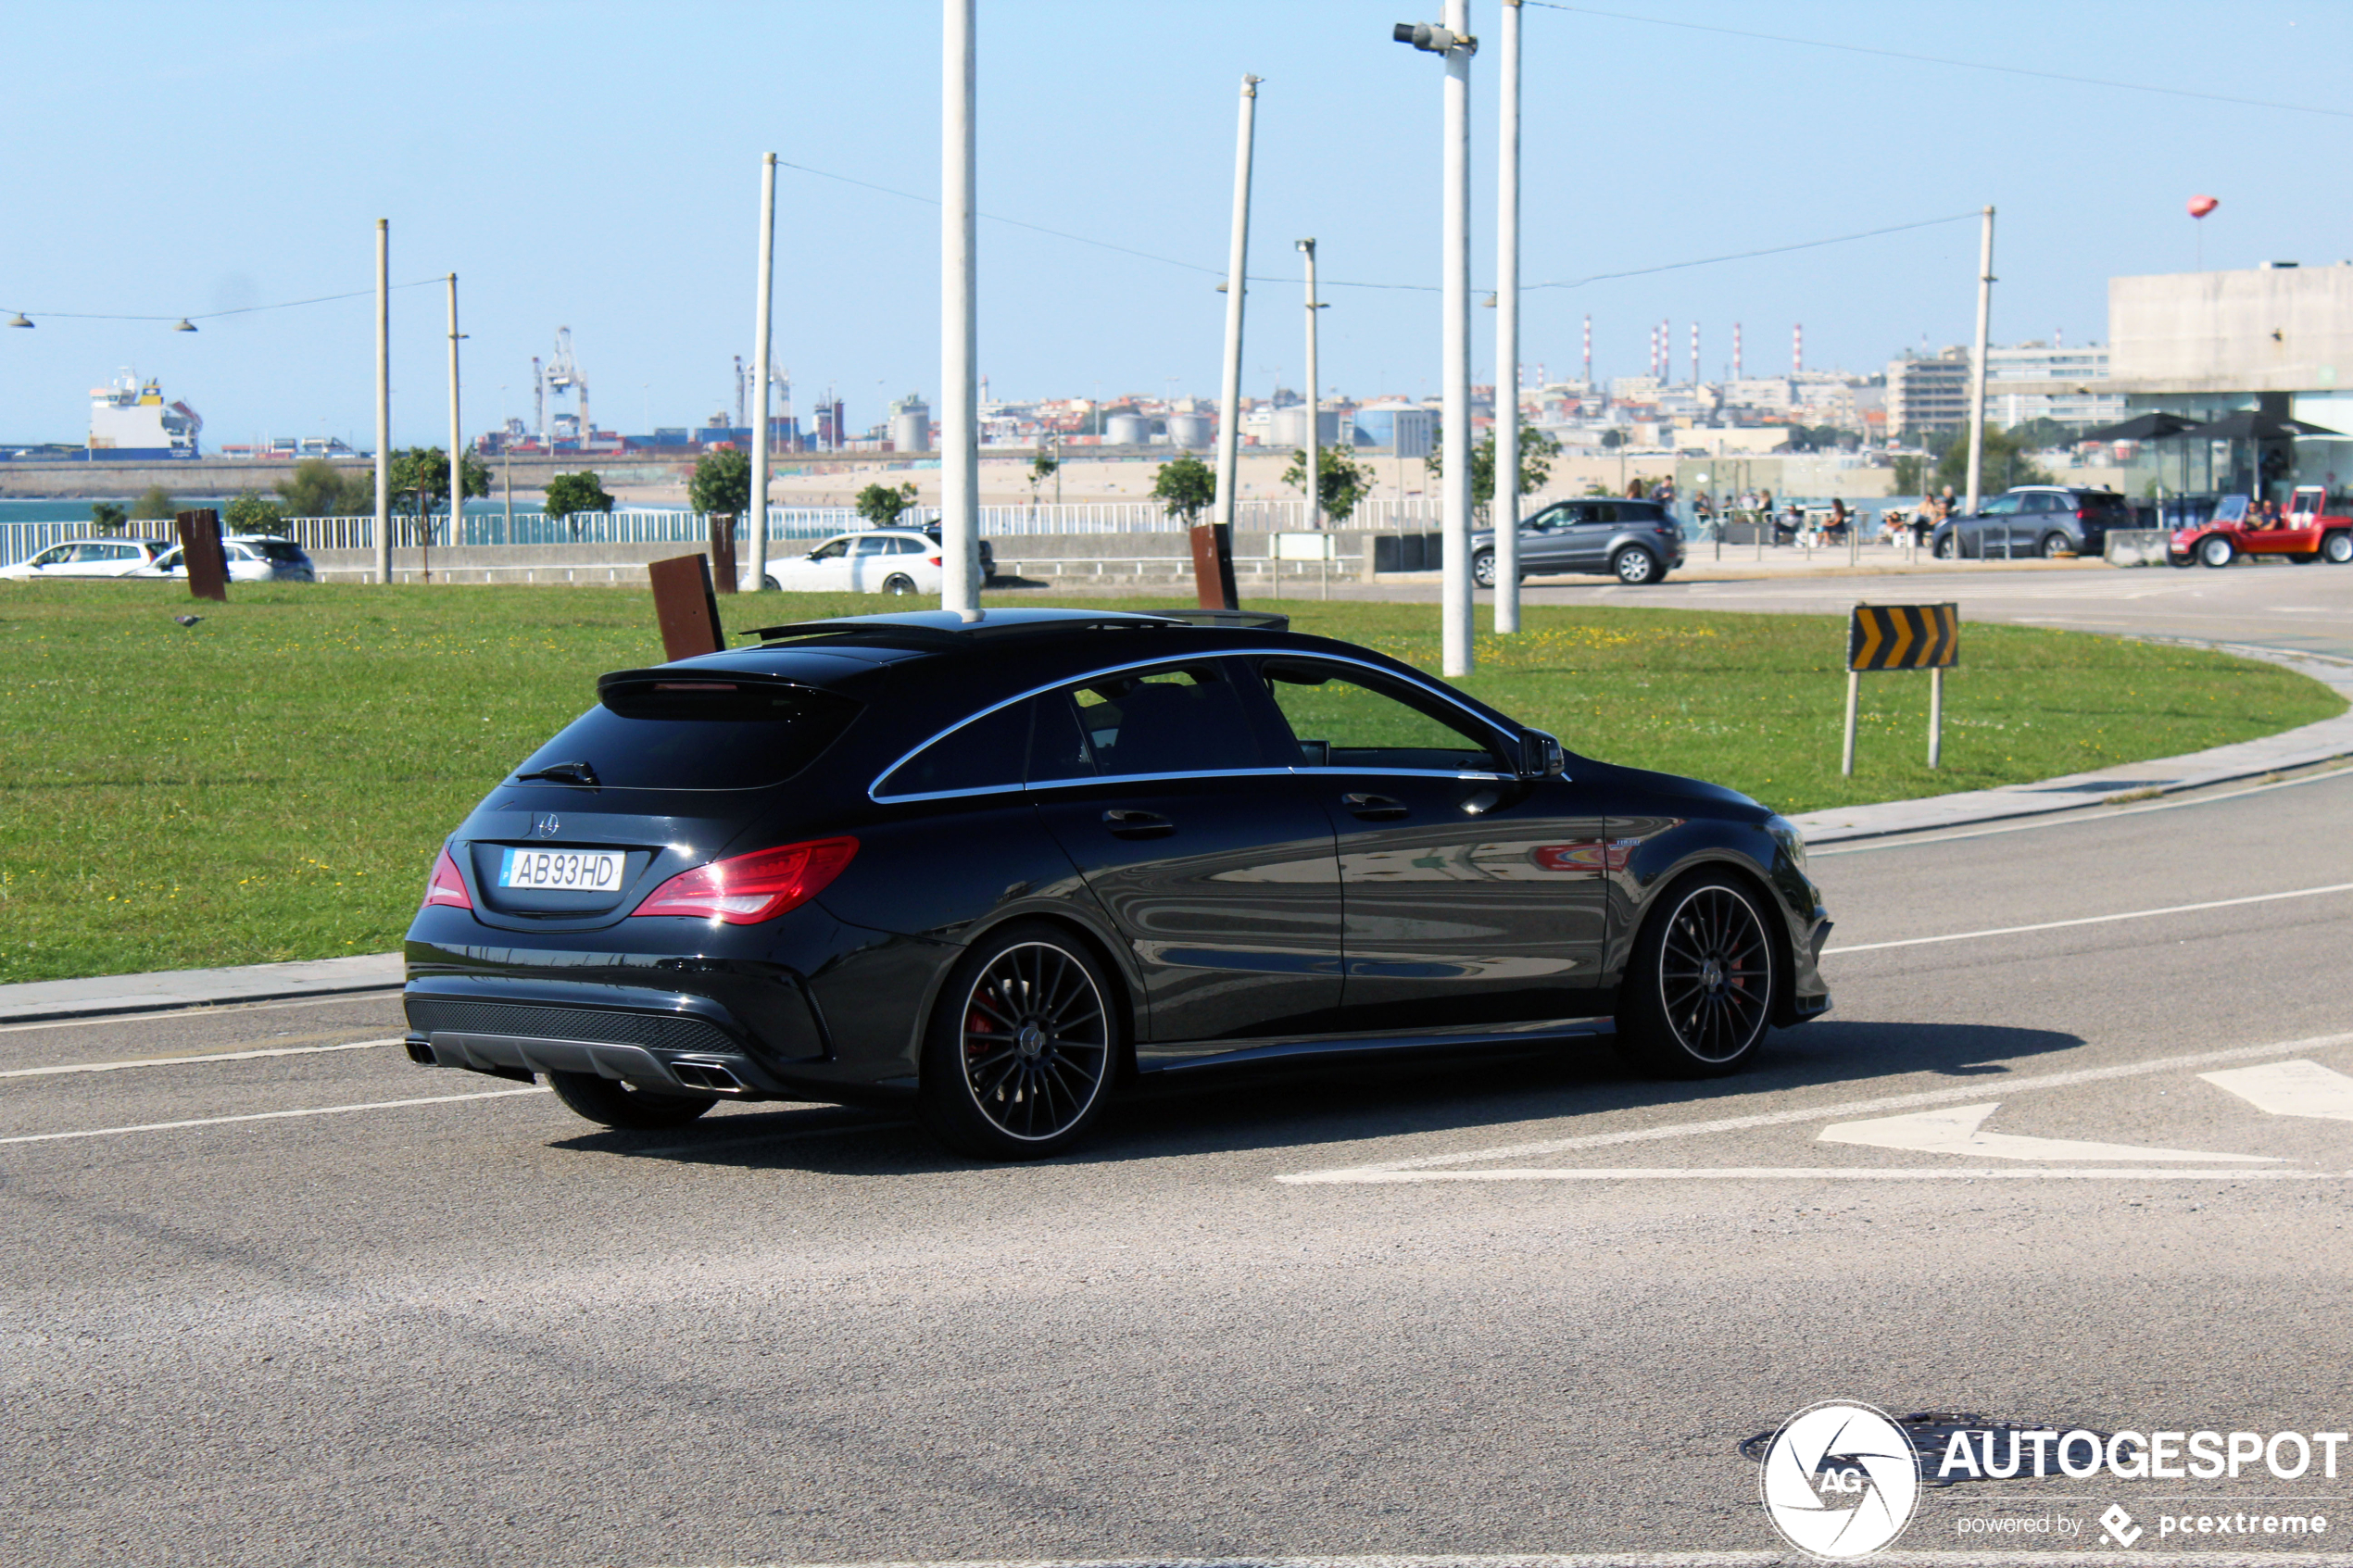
1579;502;1619;525
1527;503;1573;531
29;546;72;567
1258;659;1509;773
850;536;887;557
876;698;1031;798
809;538;850;560
1981;495;2022;516
888;536;924;555
1040;663;1261;778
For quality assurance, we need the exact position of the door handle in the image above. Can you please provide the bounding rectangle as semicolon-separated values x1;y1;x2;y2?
1341;792;1409;821
1101;809;1175;839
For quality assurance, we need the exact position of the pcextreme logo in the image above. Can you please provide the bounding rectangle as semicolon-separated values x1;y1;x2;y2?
1758;1400;1921;1561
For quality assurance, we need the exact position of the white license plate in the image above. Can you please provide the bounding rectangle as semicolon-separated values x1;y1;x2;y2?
497;847;624;891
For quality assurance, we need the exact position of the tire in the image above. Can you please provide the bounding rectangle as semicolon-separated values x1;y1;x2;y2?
1615;872;1778;1078
1611;546;1660;585
2198;533;2235;569
919;922;1120;1160
2039;532;2073;559
544;1070;717;1131
1933;533;1957;560
881;573;917;596
1472;549;1497;588
2325;532;2353;565
763;574;780;592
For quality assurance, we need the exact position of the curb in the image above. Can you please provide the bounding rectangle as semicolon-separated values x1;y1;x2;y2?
0;955;405;1028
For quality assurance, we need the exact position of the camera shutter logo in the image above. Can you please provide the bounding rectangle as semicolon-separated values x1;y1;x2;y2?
1760;1400;1921;1560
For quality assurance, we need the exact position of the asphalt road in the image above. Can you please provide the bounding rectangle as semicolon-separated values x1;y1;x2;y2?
1352;556;2353;663
8;765;2353;1567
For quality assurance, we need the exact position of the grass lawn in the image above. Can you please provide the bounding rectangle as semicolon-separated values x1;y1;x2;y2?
1;581;2339;983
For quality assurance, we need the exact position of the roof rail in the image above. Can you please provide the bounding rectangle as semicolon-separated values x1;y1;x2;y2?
1146;608;1292;632
738;608;1290;645
740;618;966;646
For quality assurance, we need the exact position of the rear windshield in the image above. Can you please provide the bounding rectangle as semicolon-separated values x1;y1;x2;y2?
512;679;859;790
2073;493;2131;520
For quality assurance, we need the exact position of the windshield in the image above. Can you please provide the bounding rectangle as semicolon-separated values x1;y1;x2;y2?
512;680;860;790
2214;495;2252;523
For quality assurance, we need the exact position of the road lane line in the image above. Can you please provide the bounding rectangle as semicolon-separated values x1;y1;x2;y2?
0;1086;547;1147
1822;882;2353;955
2202;1060;2353;1122
1290;1166;2345;1184
1275;1029;2353;1183
0;992;406;1036
0;1038;401;1079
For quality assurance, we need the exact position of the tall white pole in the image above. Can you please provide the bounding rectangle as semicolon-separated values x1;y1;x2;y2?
1963;205;1996;519
1493;0;1523;634
1440;0;1474;677
940;0;981;618
446;273;461;551
1213;75;1261;534
749;152;778;592
372;220;390;584
1298;238;1320;531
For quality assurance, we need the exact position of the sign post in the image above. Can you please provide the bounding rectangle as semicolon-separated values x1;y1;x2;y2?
1843;602;1960;776
649;552;724;661
174;509;229;603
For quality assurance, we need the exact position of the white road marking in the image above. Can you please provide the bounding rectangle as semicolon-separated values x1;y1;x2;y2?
0;990;404;1035
1286;1166;2338;1184
1816;1103;2275;1162
0;1037;400;1079
669;1549;2353;1566
2202;1059;2353;1122
1821;882;2353;955
0;1086;547;1147
1275;1029;2353;1184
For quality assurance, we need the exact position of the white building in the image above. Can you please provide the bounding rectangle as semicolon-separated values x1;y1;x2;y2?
1984;342;2124;428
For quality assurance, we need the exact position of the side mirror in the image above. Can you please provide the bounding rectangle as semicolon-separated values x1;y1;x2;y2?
1516;728;1566;780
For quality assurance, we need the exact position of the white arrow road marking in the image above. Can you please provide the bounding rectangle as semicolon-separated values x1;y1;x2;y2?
2202;1059;2353;1122
1817;1103;2277;1162
0;1086;547;1147
1822;881;2353;955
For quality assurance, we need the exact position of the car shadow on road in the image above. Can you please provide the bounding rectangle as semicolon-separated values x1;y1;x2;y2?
552;1014;2082;1175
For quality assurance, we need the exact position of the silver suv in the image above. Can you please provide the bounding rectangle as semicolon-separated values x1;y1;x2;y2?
1473;498;1684;586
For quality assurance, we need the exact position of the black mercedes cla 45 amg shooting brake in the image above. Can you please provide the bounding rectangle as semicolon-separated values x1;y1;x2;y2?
402;608;1831;1158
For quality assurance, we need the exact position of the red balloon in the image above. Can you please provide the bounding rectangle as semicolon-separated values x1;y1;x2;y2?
2188;194;2220;219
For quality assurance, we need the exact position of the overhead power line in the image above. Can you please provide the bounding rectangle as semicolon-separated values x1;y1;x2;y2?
1524;2;2353;121
5;277;443;325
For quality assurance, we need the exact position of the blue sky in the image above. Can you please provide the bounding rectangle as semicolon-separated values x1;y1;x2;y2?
3;0;2346;446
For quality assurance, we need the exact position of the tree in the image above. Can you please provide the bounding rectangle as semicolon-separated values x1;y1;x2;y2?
1026;453;1059;508
543;471;615;538
1151;452;1216;525
1598;429;1627;450
276;458;371;517
853;482;919;529
2006;416;2083;451
1890;455;1931;495
224;490;286;534
88;501;129;534
1278;444;1376;526
129;484;178;521
387;446;489;539
1424;427;1564;517
687;447;750;521
1933;424;2054;496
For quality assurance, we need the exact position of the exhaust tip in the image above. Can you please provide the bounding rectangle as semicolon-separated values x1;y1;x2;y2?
405;1037;437;1066
670;1060;744;1093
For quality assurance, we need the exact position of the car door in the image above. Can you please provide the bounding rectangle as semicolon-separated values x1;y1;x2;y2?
15;544;78;577
1562;501;1620;569
778;535;852;591
846;534;892;590
1250;656;1610;1031
1968;494;2022;556
1516;502;1579;573
1027;658;1342;1051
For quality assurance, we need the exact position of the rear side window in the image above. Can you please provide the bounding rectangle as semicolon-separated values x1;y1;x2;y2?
2076;493;2130;520
875;698;1031;798
515;678;859;790
1042;663;1262;778
247;539;305;560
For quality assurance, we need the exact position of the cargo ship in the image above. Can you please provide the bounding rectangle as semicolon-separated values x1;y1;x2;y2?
85;371;201;459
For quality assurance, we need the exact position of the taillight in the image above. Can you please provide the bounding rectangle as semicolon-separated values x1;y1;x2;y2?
926;555;942;566
2076;506;2090;521
423;846;472;910
631;837;858;924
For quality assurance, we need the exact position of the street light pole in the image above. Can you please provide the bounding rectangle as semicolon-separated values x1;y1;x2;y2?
1441;2;1474;676
1213;74;1261;536
1493;0;1522;635
940;0;982;618
373;219;390;584
446;272;461;570
749;151;777;592
1298;238;1320;532
1964;204;1995;522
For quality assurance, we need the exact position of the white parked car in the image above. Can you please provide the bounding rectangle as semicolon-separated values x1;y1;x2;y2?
131;535;318;583
749;529;942;596
0;538;176;579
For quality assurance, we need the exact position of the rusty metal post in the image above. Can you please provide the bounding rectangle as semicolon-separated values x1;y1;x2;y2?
1189;522;1239;610
710;513;738;594
648;552;724;660
175;509;229;602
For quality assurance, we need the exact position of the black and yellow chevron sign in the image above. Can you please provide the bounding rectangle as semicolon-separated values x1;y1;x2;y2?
1848;602;1959;671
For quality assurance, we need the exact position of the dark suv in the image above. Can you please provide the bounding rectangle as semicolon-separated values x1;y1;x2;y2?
1930;486;2131;560
1473;498;1684;586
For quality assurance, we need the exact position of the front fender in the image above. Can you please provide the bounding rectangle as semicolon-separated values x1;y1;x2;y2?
1606;814;1830;1025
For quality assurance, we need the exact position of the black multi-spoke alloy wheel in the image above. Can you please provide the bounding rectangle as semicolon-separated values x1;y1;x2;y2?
1616;872;1777;1078
921;922;1119;1159
545;1070;718;1130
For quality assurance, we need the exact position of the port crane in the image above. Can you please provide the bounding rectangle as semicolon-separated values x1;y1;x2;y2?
545;328;590;444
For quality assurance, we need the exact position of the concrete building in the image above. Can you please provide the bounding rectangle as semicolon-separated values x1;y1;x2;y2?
887;394;931;454
1885;349;1971;438
1984;342;2124;429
